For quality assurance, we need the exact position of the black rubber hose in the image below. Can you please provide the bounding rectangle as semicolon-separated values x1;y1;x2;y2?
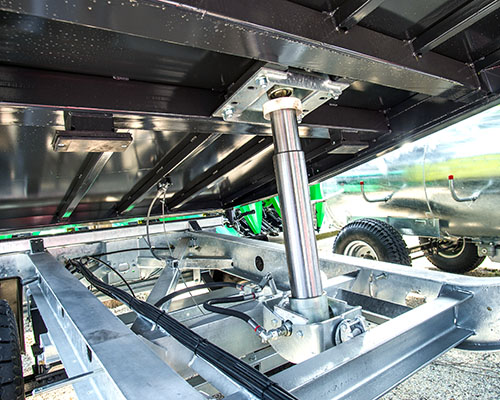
87;256;136;298
203;295;256;324
154;281;242;308
91;247;174;258
69;259;296;400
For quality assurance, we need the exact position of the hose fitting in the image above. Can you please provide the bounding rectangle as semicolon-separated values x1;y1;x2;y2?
250;320;293;342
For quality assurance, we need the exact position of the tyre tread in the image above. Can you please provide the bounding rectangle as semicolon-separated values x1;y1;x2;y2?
334;218;411;265
0;299;24;400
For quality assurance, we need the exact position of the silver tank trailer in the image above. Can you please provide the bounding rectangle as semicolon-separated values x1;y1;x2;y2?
323;105;500;270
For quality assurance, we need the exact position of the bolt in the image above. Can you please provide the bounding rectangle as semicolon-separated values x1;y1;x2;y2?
222;107;234;121
272;319;278;326
329;90;340;100
57;143;66;147
255;75;268;89
121;144;128;148
297;330;304;338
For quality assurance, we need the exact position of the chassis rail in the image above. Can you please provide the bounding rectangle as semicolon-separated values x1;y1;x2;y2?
0;218;498;399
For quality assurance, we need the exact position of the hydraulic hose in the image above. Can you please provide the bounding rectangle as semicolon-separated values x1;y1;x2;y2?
203;295;257;324
154;281;244;308
69;259;296;400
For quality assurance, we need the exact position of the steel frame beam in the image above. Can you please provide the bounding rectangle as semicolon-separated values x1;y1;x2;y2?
54;152;113;221
273;286;473;399
0;217;224;255
0;65;220;118
181;231;500;351
0;66;387;138
0;0;479;98
412;0;500;55
111;134;214;216
27;251;203;400
335;0;387;30
0;221;498;399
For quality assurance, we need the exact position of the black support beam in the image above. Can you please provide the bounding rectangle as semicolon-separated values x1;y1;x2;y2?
0;65;389;137
413;0;500;55
168;137;273;210
111;133;213;216
0;0;479;98
336;0;387;30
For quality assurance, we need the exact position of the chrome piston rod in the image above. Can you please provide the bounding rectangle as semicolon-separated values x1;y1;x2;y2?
264;97;329;322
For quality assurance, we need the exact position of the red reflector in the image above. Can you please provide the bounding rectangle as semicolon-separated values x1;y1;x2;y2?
448;175;454;180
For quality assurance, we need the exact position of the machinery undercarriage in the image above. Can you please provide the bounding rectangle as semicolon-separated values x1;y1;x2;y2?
1;1;500;399
5;217;499;399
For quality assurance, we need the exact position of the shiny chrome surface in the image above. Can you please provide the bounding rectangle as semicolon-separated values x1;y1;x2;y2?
270;107;323;301
324;105;500;240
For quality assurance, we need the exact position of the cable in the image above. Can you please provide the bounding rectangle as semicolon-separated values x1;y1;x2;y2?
161;189;174;259
91;247;174;258
68;259;296;400
86;256;136;298
154;282;243;308
145;190;164;261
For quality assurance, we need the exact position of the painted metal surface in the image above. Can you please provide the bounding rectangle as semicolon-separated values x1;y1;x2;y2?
323;105;500;240
0;1;498;232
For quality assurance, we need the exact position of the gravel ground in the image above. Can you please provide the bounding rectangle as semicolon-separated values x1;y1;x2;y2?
24;235;500;399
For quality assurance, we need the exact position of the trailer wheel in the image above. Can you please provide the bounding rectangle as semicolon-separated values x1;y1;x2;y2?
418;238;485;273
334;218;411;265
0;299;24;400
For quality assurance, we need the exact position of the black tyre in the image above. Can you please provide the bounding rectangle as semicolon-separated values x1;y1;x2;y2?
334;218;411;266
418;238;485;273
0;299;24;400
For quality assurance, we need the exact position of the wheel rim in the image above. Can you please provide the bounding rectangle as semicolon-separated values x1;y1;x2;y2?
435;239;466;259
344;240;379;260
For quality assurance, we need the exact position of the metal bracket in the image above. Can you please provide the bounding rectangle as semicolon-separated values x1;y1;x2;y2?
213;67;349;125
53;111;132;153
30;239;45;254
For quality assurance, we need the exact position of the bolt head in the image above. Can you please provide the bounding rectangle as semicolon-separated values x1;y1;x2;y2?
272;319;278;326
255;75;268;88
328;90;340;100
57;143;66;147
297;330;304;338
222;107;234;121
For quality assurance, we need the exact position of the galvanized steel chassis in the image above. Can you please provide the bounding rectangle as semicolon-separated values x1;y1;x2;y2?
2;217;499;399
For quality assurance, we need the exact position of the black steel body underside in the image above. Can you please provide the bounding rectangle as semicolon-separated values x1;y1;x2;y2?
1;0;500;231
